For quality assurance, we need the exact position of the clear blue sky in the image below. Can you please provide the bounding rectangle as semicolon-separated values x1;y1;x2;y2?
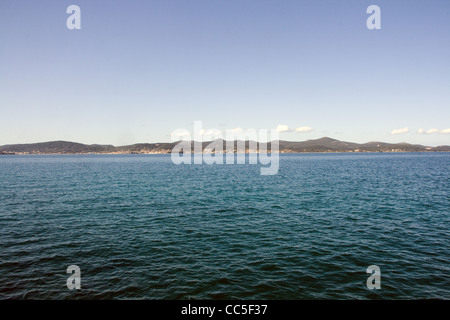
1;0;449;146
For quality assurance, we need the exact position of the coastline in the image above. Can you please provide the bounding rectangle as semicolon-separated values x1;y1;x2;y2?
3;150;449;156
1;138;449;155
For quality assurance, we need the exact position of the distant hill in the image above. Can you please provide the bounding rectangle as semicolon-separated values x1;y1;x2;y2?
277;137;449;153
0;138;449;154
0;141;116;154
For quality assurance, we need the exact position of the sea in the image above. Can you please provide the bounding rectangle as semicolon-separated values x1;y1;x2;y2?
0;153;449;299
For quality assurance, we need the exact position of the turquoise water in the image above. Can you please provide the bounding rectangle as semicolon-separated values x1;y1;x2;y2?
0;153;449;299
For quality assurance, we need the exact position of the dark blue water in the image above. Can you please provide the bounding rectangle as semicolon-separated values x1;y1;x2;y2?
0;153;449;299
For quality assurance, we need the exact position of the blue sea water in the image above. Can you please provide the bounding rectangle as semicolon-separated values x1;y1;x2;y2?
0;153;449;299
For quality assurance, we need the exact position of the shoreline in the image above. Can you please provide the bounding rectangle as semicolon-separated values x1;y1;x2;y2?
2;138;449;154
3;150;449;156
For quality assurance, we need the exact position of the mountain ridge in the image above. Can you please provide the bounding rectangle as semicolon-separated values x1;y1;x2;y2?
1;137;449;154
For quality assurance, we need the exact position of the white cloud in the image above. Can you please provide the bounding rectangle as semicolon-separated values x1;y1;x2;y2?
276;124;290;132
417;128;450;134
295;126;314;133
201;128;223;139
426;128;439;134
171;129;191;140
204;128;222;136
390;127;409;135
231;127;243;134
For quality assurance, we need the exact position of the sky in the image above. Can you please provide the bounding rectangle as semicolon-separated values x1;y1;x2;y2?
0;0;449;146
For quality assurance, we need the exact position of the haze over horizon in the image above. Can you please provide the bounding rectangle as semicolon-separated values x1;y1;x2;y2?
1;0;449;147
